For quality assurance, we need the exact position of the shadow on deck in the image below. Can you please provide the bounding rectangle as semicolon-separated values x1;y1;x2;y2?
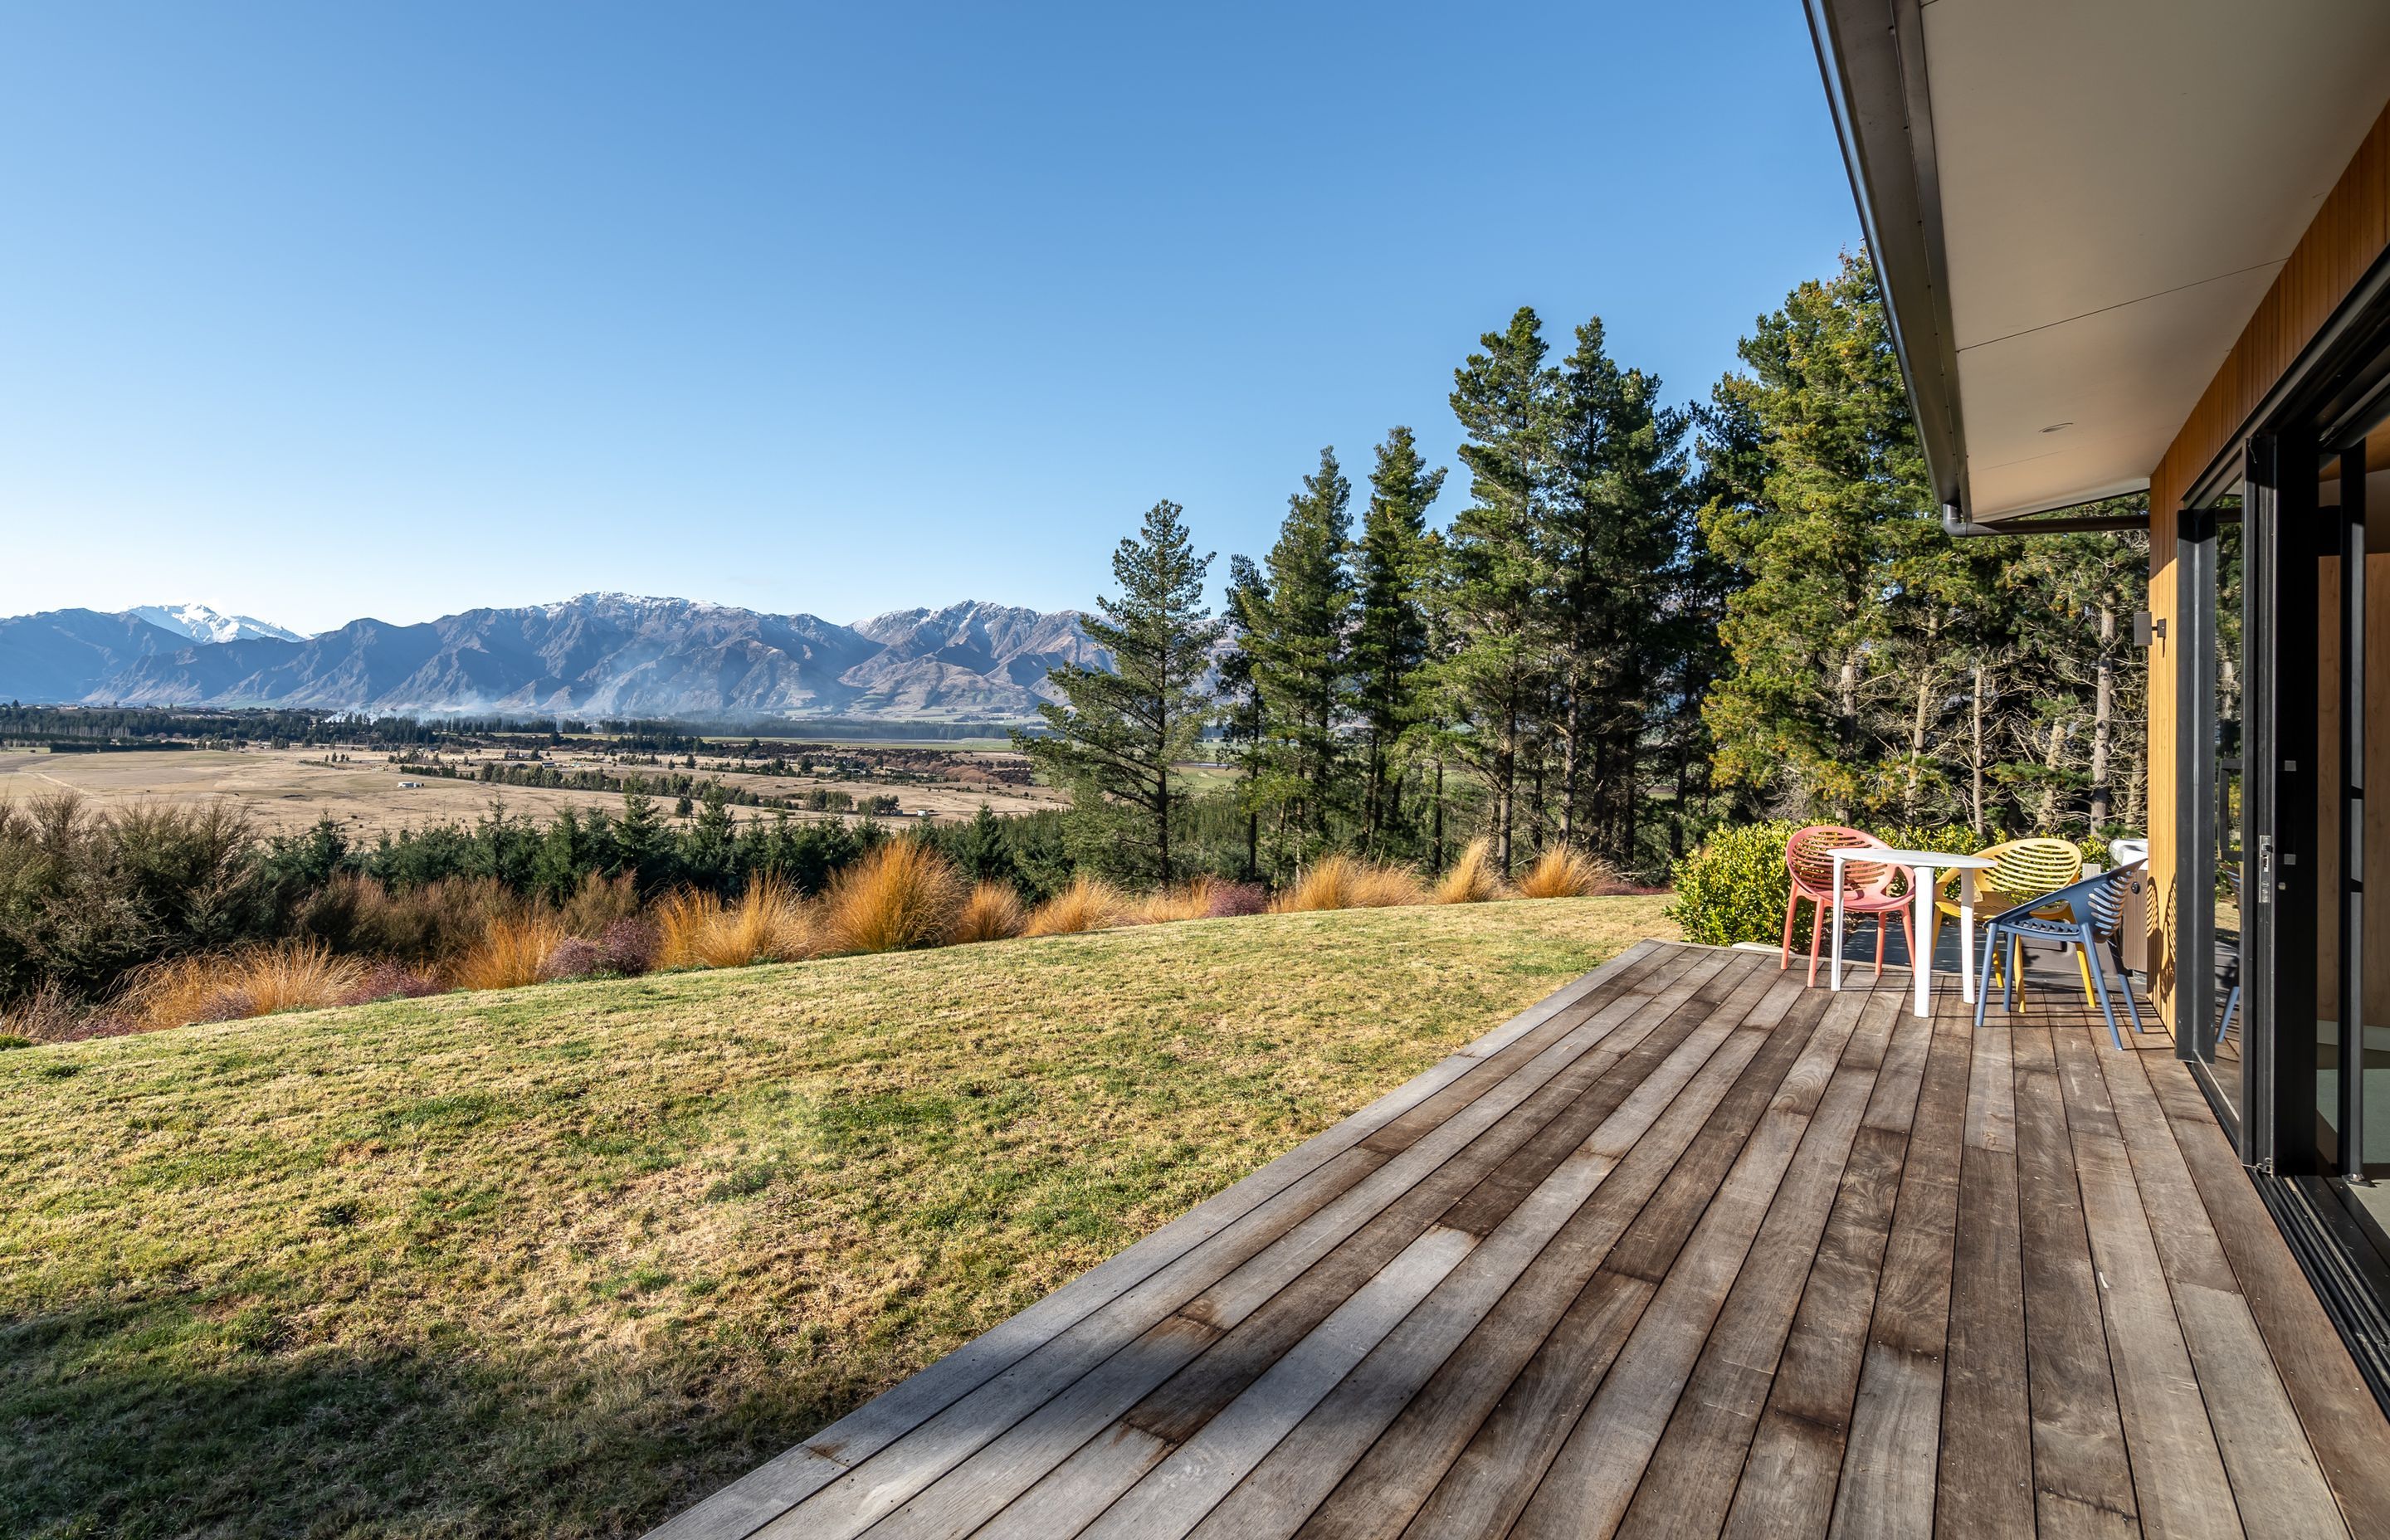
646;940;2390;1539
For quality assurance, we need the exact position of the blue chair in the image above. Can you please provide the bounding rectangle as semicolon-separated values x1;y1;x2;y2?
1973;863;2146;1049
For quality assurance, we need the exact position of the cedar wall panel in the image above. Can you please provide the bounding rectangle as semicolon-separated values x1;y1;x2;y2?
2147;105;2390;1028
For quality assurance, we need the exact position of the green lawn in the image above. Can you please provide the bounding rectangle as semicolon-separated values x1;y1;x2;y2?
0;896;1675;1539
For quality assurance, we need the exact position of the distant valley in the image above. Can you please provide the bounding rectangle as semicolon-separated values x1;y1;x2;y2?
0;595;1109;721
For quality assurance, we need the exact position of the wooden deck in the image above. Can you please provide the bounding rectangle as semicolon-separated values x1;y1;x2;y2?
649;940;2390;1539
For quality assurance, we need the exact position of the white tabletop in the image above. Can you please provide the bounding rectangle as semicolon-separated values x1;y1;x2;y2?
1825;846;1996;1015
1838;848;1995;868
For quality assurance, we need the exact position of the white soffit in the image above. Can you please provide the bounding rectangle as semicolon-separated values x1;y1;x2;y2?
1922;0;2390;521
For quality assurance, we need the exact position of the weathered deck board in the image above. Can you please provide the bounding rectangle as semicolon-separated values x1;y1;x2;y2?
646;941;2390;1540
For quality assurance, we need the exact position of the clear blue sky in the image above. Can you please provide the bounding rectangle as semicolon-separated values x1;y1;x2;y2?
0;2;1856;635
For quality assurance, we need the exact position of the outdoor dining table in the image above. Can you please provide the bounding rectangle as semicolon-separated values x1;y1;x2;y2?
1827;846;1999;1018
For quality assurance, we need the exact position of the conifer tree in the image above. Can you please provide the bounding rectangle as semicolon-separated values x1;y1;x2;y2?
1217;554;1271;880
1351;426;1444;852
1018;500;1217;885
1232;448;1356;859
1544;318;1689;863
1436;307;1556;870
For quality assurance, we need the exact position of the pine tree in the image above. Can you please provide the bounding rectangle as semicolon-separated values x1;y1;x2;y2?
1701;253;1937;819
530;807;586;904
1217;554;1271;880
1436;307;1556;871
1544;318;1690;864
1232;448;1356;864
614;778;673;891
954;802;1020;888
1017;500;1218;885
681;782;737;893
1351;426;1444;853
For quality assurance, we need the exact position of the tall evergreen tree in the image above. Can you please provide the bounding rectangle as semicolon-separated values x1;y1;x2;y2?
1351;426;1444;853
1017;500;1218;885
1544;318;1690;864
1700;253;1944;819
1232;448;1356;863
1435;307;1556;870
1217;553;1271;880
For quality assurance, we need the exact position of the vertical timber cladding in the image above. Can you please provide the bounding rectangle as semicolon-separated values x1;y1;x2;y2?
2144;103;2390;1031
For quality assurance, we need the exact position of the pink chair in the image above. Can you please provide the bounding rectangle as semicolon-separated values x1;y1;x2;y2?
1783;826;1914;987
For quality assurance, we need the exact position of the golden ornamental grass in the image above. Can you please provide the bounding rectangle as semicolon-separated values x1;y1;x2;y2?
122;939;368;1030
1125;878;1216;925
651;889;719;971
1515;846;1617;899
1021;874;1128;936
1273;855;1425;913
817;841;966;954
1432;838;1509;904
449;912;569;992
949;880;1027;943
695;877;814;967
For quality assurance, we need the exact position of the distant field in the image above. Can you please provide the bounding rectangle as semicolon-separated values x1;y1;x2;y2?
0;746;1066;836
0;896;1675;1539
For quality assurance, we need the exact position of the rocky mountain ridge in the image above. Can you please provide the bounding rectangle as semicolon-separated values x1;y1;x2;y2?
0;595;1106;720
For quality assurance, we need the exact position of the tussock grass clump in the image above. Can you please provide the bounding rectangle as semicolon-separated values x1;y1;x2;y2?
558;871;641;937
1515;846;1617;899
1126;879;1217;925
1022;874;1128;936
1433;839;1510;904
297;873;521;961
651;889;718;972
817;843;966;954
1273;855;1425;913
950;881;1027;943
449;914;568;992
695;878;814;967
0;981;129;1043
122;939;368;1030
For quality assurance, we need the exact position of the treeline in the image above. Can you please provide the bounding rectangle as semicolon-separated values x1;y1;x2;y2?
1026;253;2147;885
0;786;1088;1011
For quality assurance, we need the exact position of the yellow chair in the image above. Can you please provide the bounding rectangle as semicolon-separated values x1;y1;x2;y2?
1928;838;2083;988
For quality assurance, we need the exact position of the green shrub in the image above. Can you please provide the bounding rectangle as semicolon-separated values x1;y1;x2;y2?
1666;820;1982;948
1666;820;1798;947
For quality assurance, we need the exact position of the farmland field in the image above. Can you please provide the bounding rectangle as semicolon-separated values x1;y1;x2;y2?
0;744;1068;836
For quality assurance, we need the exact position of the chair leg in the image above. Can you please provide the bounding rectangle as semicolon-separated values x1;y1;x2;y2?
1781;891;1798;971
2221;984;2241;1045
2004;935;2021;1012
1976;925;1997;1028
1807;895;1826;987
2082;925;2123;1050
2075;946;2097;1009
1899;909;1916;974
1874;911;1888;977
2115;943;2145;1036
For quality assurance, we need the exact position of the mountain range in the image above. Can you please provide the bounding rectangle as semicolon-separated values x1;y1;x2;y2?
0;595;1109;721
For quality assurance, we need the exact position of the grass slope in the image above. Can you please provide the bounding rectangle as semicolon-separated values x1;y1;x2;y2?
0;896;1673;1539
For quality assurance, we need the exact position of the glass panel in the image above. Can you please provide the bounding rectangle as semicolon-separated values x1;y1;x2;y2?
2202;504;2244;1104
2319;485;2344;1164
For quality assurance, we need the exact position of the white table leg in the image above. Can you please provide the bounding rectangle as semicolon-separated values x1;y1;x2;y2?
1911;865;1933;1017
1830;859;1846;992
1958;870;1978;1006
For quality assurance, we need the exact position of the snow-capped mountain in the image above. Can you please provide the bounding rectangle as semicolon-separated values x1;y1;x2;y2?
120;604;305;646
1;594;1100;720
